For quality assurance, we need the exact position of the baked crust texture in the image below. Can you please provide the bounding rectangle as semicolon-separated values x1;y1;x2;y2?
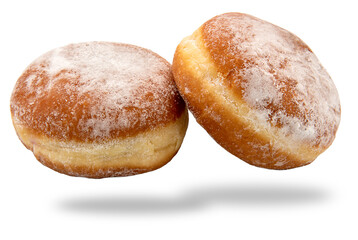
11;42;186;142
11;42;188;177
173;13;340;169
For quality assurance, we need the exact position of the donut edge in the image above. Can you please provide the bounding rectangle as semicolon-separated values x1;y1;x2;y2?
11;109;189;178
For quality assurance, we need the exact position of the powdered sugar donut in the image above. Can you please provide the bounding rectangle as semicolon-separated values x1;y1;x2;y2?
172;13;340;169
11;42;188;178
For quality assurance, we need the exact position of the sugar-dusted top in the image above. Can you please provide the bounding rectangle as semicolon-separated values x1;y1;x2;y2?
202;13;340;148
11;42;185;142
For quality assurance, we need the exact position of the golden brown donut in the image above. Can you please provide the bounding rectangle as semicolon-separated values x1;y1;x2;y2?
11;42;188;178
172;12;340;169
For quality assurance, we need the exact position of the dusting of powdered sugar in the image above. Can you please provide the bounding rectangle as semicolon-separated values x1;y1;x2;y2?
11;42;178;141
203;13;341;147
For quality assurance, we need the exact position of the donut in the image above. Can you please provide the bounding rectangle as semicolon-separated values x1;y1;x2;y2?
172;12;340;169
10;42;188;178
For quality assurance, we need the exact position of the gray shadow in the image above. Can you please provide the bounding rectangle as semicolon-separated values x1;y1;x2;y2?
58;182;330;215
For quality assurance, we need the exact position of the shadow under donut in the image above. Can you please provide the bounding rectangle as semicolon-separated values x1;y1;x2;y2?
58;181;330;215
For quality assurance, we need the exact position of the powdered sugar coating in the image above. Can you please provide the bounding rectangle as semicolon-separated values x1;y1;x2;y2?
11;42;185;142
202;13;340;148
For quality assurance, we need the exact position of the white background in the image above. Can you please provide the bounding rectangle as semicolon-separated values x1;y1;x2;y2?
1;0;357;239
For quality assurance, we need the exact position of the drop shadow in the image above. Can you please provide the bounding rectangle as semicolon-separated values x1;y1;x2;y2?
58;181;330;215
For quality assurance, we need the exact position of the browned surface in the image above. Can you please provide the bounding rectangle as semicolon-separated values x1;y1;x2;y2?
172;13;340;169
10;42;186;143
201;13;329;142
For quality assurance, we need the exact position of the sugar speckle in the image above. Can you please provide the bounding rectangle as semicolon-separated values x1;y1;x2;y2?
203;13;341;148
11;42;182;141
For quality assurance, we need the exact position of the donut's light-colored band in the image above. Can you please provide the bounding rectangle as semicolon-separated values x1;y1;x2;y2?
12;110;189;177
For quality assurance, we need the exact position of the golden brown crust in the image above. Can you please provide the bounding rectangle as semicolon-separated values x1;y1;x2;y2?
172;13;340;169
10;42;186;143
202;13;313;129
11;42;189;178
